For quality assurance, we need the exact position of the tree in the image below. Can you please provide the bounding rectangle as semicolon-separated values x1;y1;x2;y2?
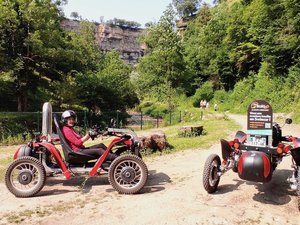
106;18;141;29
87;50;138;111
172;0;201;17
243;0;300;76
137;4;190;106
0;0;68;111
70;11;80;20
183;3;230;90
50;21;104;110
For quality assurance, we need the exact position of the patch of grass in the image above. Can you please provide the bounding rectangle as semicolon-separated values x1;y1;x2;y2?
5;209;36;224
0;157;12;182
0;156;12;165
1;198;86;224
0;145;17;154
0;134;30;146
152;116;240;153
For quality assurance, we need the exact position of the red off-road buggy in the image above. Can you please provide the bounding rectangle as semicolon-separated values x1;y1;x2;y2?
203;100;300;210
4;105;148;197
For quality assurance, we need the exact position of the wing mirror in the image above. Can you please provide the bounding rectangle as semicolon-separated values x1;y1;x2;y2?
285;118;292;124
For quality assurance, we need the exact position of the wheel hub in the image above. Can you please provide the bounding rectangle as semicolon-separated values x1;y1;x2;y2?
209;164;219;186
120;166;136;183
17;169;33;185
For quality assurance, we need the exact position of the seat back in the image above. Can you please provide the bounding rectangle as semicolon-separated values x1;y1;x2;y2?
221;139;233;160
272;124;282;147
53;114;95;164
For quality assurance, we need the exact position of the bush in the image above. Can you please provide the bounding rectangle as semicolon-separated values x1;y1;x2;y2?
224;75;256;113
0;113;39;144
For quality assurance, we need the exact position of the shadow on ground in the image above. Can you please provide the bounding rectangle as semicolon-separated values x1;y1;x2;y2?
37;175;110;197
251;169;294;205
141;170;171;193
210;169;295;206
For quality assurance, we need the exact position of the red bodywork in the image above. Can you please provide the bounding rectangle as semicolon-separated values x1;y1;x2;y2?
89;137;129;176
13;136;132;179
238;151;271;182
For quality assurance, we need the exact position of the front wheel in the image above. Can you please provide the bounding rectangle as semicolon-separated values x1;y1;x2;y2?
114;146;142;159
108;154;148;194
203;154;221;193
5;156;46;197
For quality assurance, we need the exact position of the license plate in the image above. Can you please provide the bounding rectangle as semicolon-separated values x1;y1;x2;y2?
249;135;267;146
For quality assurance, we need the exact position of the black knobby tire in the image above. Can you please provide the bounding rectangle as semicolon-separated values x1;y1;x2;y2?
203;154;221;193
108;154;148;194
115;147;142;159
5;156;46;198
297;166;300;211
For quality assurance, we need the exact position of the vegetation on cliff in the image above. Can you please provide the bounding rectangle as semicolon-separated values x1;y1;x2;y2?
137;0;300;120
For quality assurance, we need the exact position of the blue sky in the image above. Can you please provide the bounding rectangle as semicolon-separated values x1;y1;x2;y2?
62;0;214;26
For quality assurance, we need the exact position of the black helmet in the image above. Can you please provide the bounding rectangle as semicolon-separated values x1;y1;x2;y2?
61;110;77;124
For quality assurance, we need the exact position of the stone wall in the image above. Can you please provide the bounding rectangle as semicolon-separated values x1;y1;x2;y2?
61;19;146;64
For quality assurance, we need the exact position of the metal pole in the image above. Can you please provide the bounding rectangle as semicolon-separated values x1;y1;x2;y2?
116;111;119;128
140;111;143;130
169;111;172;125
84;111;87;130
42;102;52;141
37;111;40;132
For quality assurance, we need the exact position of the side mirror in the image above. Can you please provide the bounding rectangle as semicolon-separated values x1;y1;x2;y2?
285;118;292;124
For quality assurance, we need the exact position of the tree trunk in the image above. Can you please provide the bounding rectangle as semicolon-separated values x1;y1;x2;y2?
138;130;167;152
17;91;28;112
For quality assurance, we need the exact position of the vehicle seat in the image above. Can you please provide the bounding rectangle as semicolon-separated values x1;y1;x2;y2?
272;123;282;147
53;114;97;164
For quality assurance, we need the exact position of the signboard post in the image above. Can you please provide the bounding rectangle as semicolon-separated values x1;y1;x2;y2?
247;100;273;146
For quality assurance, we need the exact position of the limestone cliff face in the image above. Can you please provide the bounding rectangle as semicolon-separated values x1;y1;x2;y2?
61;19;145;64
176;16;195;37
95;24;145;64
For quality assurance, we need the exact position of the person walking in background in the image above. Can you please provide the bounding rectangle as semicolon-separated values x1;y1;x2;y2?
203;99;207;109
200;100;204;109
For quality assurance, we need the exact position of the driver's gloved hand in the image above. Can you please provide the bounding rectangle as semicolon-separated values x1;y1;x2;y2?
88;129;98;140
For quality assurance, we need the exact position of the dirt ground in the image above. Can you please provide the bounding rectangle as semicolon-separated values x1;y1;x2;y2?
0;114;300;225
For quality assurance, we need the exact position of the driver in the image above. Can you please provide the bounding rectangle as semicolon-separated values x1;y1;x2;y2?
61;110;118;161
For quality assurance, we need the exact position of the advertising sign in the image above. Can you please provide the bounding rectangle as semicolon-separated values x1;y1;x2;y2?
247;100;272;130
247;100;273;146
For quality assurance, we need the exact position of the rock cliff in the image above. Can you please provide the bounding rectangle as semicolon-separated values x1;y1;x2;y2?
61;19;146;64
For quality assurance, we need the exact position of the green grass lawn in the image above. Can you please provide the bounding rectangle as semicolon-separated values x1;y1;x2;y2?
165;118;240;151
141;114;240;157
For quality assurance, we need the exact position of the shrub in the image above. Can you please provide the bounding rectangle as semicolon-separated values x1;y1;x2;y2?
192;81;214;107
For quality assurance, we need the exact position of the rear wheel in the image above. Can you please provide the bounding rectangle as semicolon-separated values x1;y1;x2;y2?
203;154;221;193
108;154;148;194
5;156;46;197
